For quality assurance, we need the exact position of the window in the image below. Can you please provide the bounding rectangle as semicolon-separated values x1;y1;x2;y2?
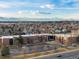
48;36;55;41
9;39;13;45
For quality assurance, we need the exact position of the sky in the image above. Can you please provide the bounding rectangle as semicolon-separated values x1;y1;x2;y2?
0;0;79;19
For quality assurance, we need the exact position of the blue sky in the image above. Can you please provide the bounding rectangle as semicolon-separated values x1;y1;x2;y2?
0;0;79;19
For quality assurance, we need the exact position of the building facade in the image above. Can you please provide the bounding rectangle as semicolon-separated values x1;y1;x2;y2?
0;34;55;46
0;33;78;46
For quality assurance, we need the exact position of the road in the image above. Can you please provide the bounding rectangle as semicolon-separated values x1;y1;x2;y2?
28;49;79;59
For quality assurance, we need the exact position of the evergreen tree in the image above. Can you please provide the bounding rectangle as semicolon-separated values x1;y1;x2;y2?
15;35;24;47
1;46;10;56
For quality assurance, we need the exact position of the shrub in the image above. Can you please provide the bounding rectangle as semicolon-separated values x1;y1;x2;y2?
1;46;10;56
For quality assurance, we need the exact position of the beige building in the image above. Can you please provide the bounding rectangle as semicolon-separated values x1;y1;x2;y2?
54;33;78;46
0;34;55;46
0;33;78;46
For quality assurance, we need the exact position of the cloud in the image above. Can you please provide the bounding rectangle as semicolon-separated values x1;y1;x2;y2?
61;0;79;3
72;0;79;2
46;4;54;9
17;10;52;15
0;1;31;9
0;1;54;10
61;0;72;3
0;13;16;17
40;5;45;8
0;3;10;8
62;14;79;19
55;7;79;9
40;4;55;9
0;10;52;18
1;11;79;20
17;10;39;15
58;0;79;9
16;10;50;18
0;4;9;8
11;2;31;6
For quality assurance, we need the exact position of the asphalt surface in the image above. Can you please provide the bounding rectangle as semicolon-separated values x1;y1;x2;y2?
33;49;79;59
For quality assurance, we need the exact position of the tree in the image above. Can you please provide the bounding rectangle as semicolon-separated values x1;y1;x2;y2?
1;46;10;56
76;36;79;44
15;35;24;47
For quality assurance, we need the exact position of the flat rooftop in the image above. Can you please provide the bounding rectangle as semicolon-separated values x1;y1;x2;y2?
0;33;78;39
0;33;53;39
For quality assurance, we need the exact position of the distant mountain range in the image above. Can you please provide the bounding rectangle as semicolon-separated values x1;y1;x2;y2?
0;17;79;22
